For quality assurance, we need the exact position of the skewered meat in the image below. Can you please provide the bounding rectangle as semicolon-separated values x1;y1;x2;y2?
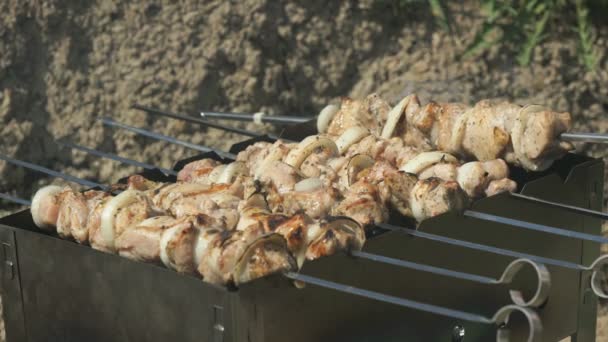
152;181;243;229
267;178;340;220
91;190;160;253
320;94;573;171
195;227;295;286
115;215;176;263
57;189;108;243
177;159;221;183
332;179;389;227
237;193;365;267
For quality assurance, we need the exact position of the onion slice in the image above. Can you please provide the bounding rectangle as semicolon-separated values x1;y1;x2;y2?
217;161;247;184
381;95;412;139
31;185;63;231
100;189;140;252
159;222;189;270
254;146;287;179
294;178;324;192
448;108;472;154
347;154;375;186
400;151;458;175
232;233;291;286
335;126;370;154
207;165;227;183
316;104;339;133
284;136;339;169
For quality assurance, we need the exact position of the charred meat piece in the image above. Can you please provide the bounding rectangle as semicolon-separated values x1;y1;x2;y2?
196;228;295;286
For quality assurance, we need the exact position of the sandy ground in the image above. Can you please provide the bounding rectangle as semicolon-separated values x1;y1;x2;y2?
1;1;608;340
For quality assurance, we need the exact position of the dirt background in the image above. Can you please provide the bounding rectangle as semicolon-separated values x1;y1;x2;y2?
1;1;608;340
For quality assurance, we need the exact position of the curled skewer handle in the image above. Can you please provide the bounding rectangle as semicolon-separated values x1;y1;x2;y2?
588;254;608;298
561;132;608;143
493;305;542;342
352;252;550;308
286;272;542;342
497;259;551;308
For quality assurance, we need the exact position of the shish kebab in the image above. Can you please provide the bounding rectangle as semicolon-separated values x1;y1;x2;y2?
30;170;366;286
131;106;608;221
1;164;549;342
194;93;590;172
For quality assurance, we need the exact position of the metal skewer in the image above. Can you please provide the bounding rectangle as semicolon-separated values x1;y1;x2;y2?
132;104;286;141
509;192;608;220
59;140;178;176
99;117;236;160
352;251;550;308
0;154;109;191
0;193;31;206
463;210;608;244
285;272;542;342
378;222;608;299
201;111;313;125
561;132;608;143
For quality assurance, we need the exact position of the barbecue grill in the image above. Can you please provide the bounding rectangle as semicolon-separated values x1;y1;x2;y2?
0;110;606;342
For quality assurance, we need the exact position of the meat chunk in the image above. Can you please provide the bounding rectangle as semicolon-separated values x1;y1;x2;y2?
177;159;221;183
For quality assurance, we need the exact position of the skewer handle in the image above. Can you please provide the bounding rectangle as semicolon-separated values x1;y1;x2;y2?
561;132;608;143
0;193;31;206
200;111;313;125
0;154;108;191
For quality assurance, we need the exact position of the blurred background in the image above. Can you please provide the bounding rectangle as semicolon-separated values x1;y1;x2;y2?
0;0;607;340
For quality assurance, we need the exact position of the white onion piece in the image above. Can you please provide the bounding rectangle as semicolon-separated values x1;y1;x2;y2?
335;126;370;154
316;104;339;133
100;190;140;251
347;154;375;186
448;108;472;154
207;165;227;183
284;136;339;169
400;152;458;175
254;147;286;179
409;182;426;222
31;185;63;230
294;178;324;192
380;95;412;139
217;161;246;184
159;224;184;270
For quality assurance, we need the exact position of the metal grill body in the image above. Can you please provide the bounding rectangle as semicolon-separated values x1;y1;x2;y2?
0;143;603;341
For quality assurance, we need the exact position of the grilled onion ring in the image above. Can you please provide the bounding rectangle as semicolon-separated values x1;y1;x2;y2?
100;189;140;251
347;154;375;186
335;126;370;154
284;136;339;170
294;178;324;192
381;95;413;139
207;165;227;183
31;185;63;231
217;161;247;184
400;151;458;175
317;104;340;133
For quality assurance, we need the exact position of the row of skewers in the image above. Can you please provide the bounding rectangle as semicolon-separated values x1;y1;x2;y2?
6;92;608;289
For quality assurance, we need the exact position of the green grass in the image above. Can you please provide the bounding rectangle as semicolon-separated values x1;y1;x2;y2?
384;0;604;71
